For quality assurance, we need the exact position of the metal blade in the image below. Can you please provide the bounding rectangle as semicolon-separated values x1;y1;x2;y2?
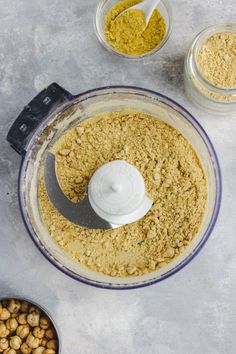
44;152;113;229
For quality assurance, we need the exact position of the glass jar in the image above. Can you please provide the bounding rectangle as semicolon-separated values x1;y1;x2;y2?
94;0;172;59
184;23;236;113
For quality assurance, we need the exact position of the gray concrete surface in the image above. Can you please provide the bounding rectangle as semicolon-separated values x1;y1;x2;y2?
0;0;236;353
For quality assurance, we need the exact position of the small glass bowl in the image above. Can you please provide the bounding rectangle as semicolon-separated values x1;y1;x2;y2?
184;23;236;113
94;0;172;59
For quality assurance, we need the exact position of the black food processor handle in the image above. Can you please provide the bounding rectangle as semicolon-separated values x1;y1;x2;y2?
7;83;74;155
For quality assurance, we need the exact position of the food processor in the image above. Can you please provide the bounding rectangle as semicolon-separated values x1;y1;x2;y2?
7;83;221;289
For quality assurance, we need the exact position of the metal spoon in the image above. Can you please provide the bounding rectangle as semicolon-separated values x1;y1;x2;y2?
118;0;161;26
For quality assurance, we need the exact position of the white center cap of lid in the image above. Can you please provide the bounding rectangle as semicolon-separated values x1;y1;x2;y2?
88;160;153;225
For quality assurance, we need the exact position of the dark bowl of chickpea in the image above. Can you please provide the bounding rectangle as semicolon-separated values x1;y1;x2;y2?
0;298;60;354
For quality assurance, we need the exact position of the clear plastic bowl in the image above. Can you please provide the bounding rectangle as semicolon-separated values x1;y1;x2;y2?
18;86;221;289
94;0;172;59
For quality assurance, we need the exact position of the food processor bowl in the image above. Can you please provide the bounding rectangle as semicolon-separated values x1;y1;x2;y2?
7;84;221;289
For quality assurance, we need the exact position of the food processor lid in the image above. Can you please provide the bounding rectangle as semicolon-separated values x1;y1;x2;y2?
44;153;153;230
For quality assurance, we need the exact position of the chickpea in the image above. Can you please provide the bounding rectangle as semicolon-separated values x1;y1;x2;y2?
3;349;16;354
26;333;40;349
9;313;17;319
43;350;56;354
45;329;54;340
16;324;30;339
39;318;50;330
20;301;29;313
18;313;27;325
46;340;57;351
32;347;45;354
9;336;21;350
33;327;45;339
40;339;47;347
29;307;40;315
6;319;18;332
0;309;10;321
7;300;21;315
0;323;10;338
27;312;40;327
0;338;9;351
20;342;32;354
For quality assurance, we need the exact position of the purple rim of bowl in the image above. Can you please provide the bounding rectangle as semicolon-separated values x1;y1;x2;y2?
17;85;222;290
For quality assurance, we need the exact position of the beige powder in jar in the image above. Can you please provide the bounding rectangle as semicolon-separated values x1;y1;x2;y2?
198;32;236;89
39;110;207;277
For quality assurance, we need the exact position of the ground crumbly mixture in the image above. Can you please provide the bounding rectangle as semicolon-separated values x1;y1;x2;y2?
198;32;236;88
105;0;166;55
39;110;207;277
